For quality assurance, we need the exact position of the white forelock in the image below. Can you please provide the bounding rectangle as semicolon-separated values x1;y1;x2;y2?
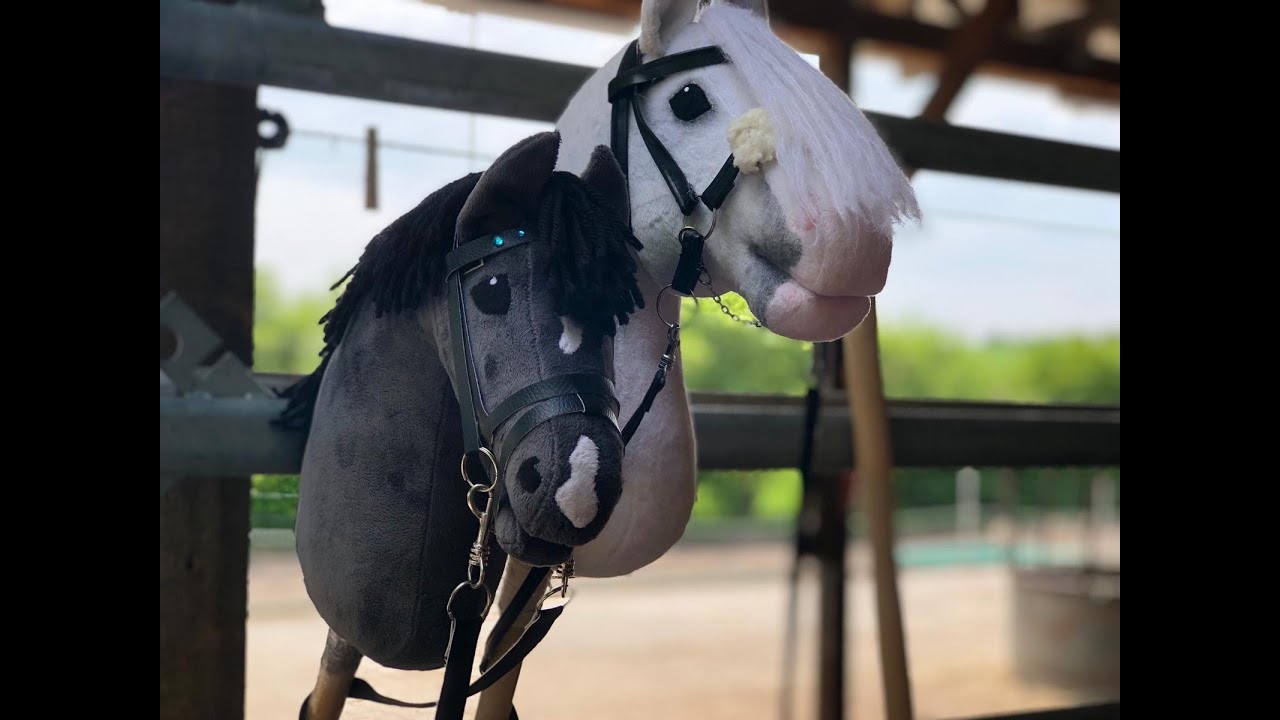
699;4;920;242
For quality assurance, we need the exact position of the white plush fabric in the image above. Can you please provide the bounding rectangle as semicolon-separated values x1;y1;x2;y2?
556;435;601;529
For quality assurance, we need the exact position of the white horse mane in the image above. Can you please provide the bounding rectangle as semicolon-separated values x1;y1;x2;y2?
699;4;920;244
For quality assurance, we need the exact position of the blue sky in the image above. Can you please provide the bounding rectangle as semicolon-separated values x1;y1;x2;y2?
255;0;1119;341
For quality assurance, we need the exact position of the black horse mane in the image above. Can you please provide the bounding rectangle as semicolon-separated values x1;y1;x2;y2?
275;170;644;432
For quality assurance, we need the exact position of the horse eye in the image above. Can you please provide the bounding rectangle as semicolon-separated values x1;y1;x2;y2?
669;83;711;122
470;274;510;315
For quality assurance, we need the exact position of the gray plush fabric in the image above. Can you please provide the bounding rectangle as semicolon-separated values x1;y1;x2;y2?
296;301;498;671
295;131;631;669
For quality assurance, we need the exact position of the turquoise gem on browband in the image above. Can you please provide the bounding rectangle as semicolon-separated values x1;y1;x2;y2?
494;235;505;246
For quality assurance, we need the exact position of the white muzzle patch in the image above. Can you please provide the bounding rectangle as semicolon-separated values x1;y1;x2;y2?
555;435;600;529
728;108;777;174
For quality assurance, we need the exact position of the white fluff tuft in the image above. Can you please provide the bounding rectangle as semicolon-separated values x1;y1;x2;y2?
728;108;777;173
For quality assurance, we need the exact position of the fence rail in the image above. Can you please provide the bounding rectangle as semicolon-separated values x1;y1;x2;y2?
159;374;1119;477
158;0;1120;194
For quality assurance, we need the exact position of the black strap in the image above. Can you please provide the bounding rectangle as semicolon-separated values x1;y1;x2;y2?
700;155;739;212
310;572;565;718
347;679;437;709
620;330;678;445
498;393;619;467
607;46;729;101
482;567;554;671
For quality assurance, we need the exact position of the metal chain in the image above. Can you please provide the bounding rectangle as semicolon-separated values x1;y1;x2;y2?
699;269;762;328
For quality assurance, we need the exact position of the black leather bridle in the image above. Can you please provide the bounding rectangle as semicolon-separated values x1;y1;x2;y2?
607;37;745;444
444;227;622;471
436;224;627;718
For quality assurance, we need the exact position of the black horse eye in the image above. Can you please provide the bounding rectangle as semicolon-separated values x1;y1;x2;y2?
670;83;711;122
470;274;510;315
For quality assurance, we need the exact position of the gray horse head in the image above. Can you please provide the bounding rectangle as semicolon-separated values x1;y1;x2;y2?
284;132;641;669
433;132;642;562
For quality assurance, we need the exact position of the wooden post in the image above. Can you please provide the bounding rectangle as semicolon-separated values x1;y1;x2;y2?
812;36;854;720
841;301;914;720
816;468;850;720
956;466;981;536
999;468;1020;567
159;24;258;719
833;6;1025;716
365;126;378;210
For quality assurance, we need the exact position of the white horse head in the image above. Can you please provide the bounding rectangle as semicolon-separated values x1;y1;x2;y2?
557;0;919;341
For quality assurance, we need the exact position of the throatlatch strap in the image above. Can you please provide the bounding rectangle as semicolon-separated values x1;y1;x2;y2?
620;329;679;445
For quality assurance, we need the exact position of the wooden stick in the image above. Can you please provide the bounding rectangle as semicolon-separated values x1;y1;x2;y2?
841;301;914;720
474;558;552;720
838;6;1021;718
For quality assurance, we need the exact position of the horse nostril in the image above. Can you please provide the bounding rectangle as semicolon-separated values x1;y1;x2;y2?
517;457;542;493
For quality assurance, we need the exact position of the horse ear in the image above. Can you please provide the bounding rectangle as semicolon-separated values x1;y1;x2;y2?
720;0;768;21
639;0;700;55
457;131;561;241
580;146;629;224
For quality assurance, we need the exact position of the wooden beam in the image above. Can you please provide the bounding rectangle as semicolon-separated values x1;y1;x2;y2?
513;0;1120;89
159;2;1120;193
772;0;1119;87
922;0;1018;119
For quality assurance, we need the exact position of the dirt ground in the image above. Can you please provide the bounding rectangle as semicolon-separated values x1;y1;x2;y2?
247;533;1118;720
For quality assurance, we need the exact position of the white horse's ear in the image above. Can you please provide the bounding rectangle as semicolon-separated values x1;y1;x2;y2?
639;0;701;55
719;0;768;21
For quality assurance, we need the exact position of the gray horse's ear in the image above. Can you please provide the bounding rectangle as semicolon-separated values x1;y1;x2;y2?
639;0;701;55
580;146;629;224
457;131;561;241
